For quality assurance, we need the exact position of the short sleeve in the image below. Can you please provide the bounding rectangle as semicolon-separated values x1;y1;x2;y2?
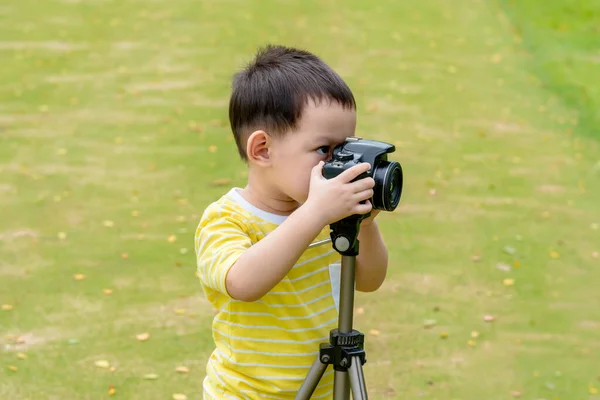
195;215;252;297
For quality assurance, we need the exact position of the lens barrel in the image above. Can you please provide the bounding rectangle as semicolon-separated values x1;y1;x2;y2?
372;161;403;211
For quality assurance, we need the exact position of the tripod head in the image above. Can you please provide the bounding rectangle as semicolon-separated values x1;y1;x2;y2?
328;213;365;256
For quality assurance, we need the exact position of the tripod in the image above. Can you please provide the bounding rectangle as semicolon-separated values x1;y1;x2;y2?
295;215;369;400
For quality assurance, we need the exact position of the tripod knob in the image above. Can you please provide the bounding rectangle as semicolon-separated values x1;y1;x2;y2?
334;236;350;252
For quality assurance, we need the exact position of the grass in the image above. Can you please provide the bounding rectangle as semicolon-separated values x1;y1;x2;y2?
1;0;599;399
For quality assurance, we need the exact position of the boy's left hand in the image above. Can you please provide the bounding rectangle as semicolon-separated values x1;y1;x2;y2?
360;206;380;227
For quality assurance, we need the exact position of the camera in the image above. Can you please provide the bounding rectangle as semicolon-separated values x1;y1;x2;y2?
323;137;403;212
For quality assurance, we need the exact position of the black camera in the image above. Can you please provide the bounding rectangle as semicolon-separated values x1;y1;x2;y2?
323;137;403;212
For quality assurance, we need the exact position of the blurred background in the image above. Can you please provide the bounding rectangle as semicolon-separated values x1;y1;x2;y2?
1;0;599;399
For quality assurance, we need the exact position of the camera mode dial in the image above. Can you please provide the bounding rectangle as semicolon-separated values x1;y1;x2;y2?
336;151;354;162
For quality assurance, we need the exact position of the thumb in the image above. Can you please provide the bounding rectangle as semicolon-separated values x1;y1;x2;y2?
312;161;325;177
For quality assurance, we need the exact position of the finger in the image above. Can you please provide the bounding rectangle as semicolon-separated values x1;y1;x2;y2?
335;162;371;183
354;188;374;201
354;200;373;215
311;161;325;179
350;177;375;192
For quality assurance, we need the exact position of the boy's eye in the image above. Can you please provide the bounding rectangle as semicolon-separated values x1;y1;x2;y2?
316;146;330;155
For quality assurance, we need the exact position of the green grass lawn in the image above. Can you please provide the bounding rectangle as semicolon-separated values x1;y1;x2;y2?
1;0;599;399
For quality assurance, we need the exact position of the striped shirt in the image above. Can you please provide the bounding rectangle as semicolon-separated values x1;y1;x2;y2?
194;188;342;399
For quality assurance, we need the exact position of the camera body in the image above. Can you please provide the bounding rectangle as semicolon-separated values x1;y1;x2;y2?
323;137;403;212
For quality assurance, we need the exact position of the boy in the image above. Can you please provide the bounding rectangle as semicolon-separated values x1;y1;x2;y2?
194;44;389;399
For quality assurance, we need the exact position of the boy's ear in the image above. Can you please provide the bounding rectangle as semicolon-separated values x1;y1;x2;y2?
246;130;273;167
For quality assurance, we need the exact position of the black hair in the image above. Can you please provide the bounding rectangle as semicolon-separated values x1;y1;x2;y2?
228;44;356;162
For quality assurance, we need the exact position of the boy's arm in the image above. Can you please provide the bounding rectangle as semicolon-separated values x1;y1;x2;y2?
225;204;324;302
355;220;388;292
224;161;377;302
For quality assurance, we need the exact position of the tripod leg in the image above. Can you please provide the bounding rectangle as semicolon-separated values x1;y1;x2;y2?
295;355;328;400
348;356;368;400
333;371;350;400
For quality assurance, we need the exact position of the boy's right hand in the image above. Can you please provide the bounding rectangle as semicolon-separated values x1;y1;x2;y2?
304;161;375;226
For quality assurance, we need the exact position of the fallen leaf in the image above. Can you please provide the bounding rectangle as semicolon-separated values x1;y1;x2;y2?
511;390;521;397
103;220;115;227
440;331;448;339
173;394;188;400
484;315;495;322
168;235;177;243
503;278;515;286
74;274;85;280
143;373;159;380
208;145;217;153
513;261;520;268
471;255;481;262
58;232;67;240
471;331;480;338
131;210;139;217
109;385;116;396
550;251;560;259
109;366;116;372
429;188;437;196
121;253;129;260
8;365;18;372
2;304;13;311
16;353;27;359
503;246;516;255
136;332;150;341
423;319;436;329
104;289;113;295
355;307;364;315
95;360;110;369
211;178;232;186
491;54;502;63
369;329;380;336
467;339;476;347
592;252;598;258
496;263;511;272
175;366;190;373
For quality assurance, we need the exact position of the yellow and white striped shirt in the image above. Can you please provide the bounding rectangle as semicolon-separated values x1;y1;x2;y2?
195;188;342;399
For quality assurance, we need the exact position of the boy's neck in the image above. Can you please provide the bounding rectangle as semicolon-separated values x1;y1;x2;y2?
239;171;300;217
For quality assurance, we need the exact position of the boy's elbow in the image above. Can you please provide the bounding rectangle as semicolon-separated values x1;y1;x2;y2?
356;280;383;293
225;270;263;302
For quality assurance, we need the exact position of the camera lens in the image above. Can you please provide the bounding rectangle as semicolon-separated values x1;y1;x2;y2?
372;160;403;211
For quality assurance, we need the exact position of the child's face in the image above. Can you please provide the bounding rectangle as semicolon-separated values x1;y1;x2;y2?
269;100;357;206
